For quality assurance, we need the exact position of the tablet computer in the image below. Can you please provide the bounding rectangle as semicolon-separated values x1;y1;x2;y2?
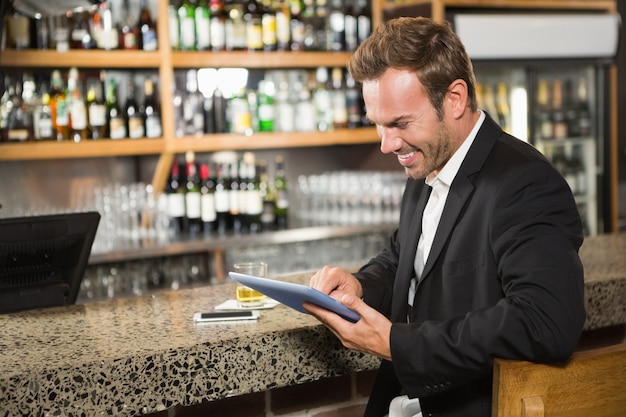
228;272;360;323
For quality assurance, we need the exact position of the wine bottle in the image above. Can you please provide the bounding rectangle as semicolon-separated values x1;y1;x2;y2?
119;0;139;50
214;162;231;234
210;0;227;51
229;161;243;234
275;0;291;51
244;0;263;51
244;153;263;233
168;0;181;50
6;75;33;142
195;0;211;50
535;79;552;141
225;0;247;51
576;77;592;137
166;160;186;234
143;78;162;138
258;159;276;230
68;68;88;143
179;0;197;51
183;69;205;135
138;0;158;51
184;151;203;236
49;70;70;141
331;67;347;129
125;77;145;139
87;71;107;140
551;78;568;140
273;155;289;229
200;162;217;234
106;77;127;139
32;81;54;140
261;0;277;51
328;0;345;51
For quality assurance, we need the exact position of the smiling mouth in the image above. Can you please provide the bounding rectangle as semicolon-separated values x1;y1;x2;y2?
398;151;415;160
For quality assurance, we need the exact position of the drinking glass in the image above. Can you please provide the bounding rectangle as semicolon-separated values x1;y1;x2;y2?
233;262;267;308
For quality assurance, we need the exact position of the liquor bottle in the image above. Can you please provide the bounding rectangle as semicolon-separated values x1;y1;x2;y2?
258;159;276;230
289;0;305;51
213;84;228;133
86;74;107;140
178;0;197;51
5;76;33;142
214;162;231;234
172;72;186;137
195;0;211;50
551;78;568;140
273;155;289;229
119;0;140;50
138;0;158;51
237;159;250;232
125;77;145;139
275;76;294;132
256;79;275;132
229;161;243;233
96;0;119;49
70;10;96;49
168;0;181;50
313;67;333;132
563;78;579;138
244;0;263;51
275;0;291;51
293;82;316;132
199;162;217;234
32;81;54;140
106;77;127;139
344;0;357;52
143;78;162;138
49;70;70;141
68;68;89;142
184;151;203;236
331;67;347;129
534;79;552;141
228;87;252;135
243;152;263;233
225;0;247;50
576;77;592;137
166;160;186;234
209;0;227;51
183;69;205;135
345;71;362;128
261;0;277;51
495;82;510;133
327;0;345;51
355;0;371;46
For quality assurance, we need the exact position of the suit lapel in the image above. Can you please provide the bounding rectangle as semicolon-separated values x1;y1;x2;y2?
391;183;431;321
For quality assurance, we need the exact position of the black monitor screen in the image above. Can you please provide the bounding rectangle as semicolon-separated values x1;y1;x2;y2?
0;211;100;314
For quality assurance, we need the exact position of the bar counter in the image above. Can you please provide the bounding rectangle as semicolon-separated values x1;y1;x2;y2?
1;232;625;416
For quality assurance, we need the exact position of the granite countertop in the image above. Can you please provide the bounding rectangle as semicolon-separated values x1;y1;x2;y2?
1;233;625;416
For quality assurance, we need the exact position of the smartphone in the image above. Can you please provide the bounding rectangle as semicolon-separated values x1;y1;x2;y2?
193;310;260;323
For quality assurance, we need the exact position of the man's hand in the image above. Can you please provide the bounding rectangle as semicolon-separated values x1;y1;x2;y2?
306;266;392;361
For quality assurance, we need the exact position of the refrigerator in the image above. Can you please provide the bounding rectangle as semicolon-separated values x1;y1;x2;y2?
451;13;621;236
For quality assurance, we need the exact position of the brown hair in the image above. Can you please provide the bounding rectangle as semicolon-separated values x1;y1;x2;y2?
348;17;477;119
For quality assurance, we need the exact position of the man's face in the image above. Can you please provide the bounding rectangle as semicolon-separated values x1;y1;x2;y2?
362;68;456;180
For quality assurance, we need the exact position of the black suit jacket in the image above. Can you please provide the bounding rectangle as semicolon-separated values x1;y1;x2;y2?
356;114;586;417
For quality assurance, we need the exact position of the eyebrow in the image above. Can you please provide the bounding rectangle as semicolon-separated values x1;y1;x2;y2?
372;114;413;128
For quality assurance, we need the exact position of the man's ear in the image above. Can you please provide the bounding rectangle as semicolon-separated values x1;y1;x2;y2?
446;79;469;119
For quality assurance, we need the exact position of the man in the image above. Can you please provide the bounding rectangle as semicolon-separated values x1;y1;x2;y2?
305;17;586;417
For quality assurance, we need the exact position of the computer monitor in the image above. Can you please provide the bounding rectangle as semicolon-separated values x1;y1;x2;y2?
0;211;100;314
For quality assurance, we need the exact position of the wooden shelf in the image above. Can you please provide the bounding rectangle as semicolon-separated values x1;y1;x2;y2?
171;51;353;69
0;138;165;161
168;128;380;153
0;49;162;69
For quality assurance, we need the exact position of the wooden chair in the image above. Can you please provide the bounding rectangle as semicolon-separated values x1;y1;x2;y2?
492;342;626;417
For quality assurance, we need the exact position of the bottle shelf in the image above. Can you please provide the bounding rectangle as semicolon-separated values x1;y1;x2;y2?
0;50;163;69
0;138;166;161
0;128;379;161
168;127;379;153
171;51;354;69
